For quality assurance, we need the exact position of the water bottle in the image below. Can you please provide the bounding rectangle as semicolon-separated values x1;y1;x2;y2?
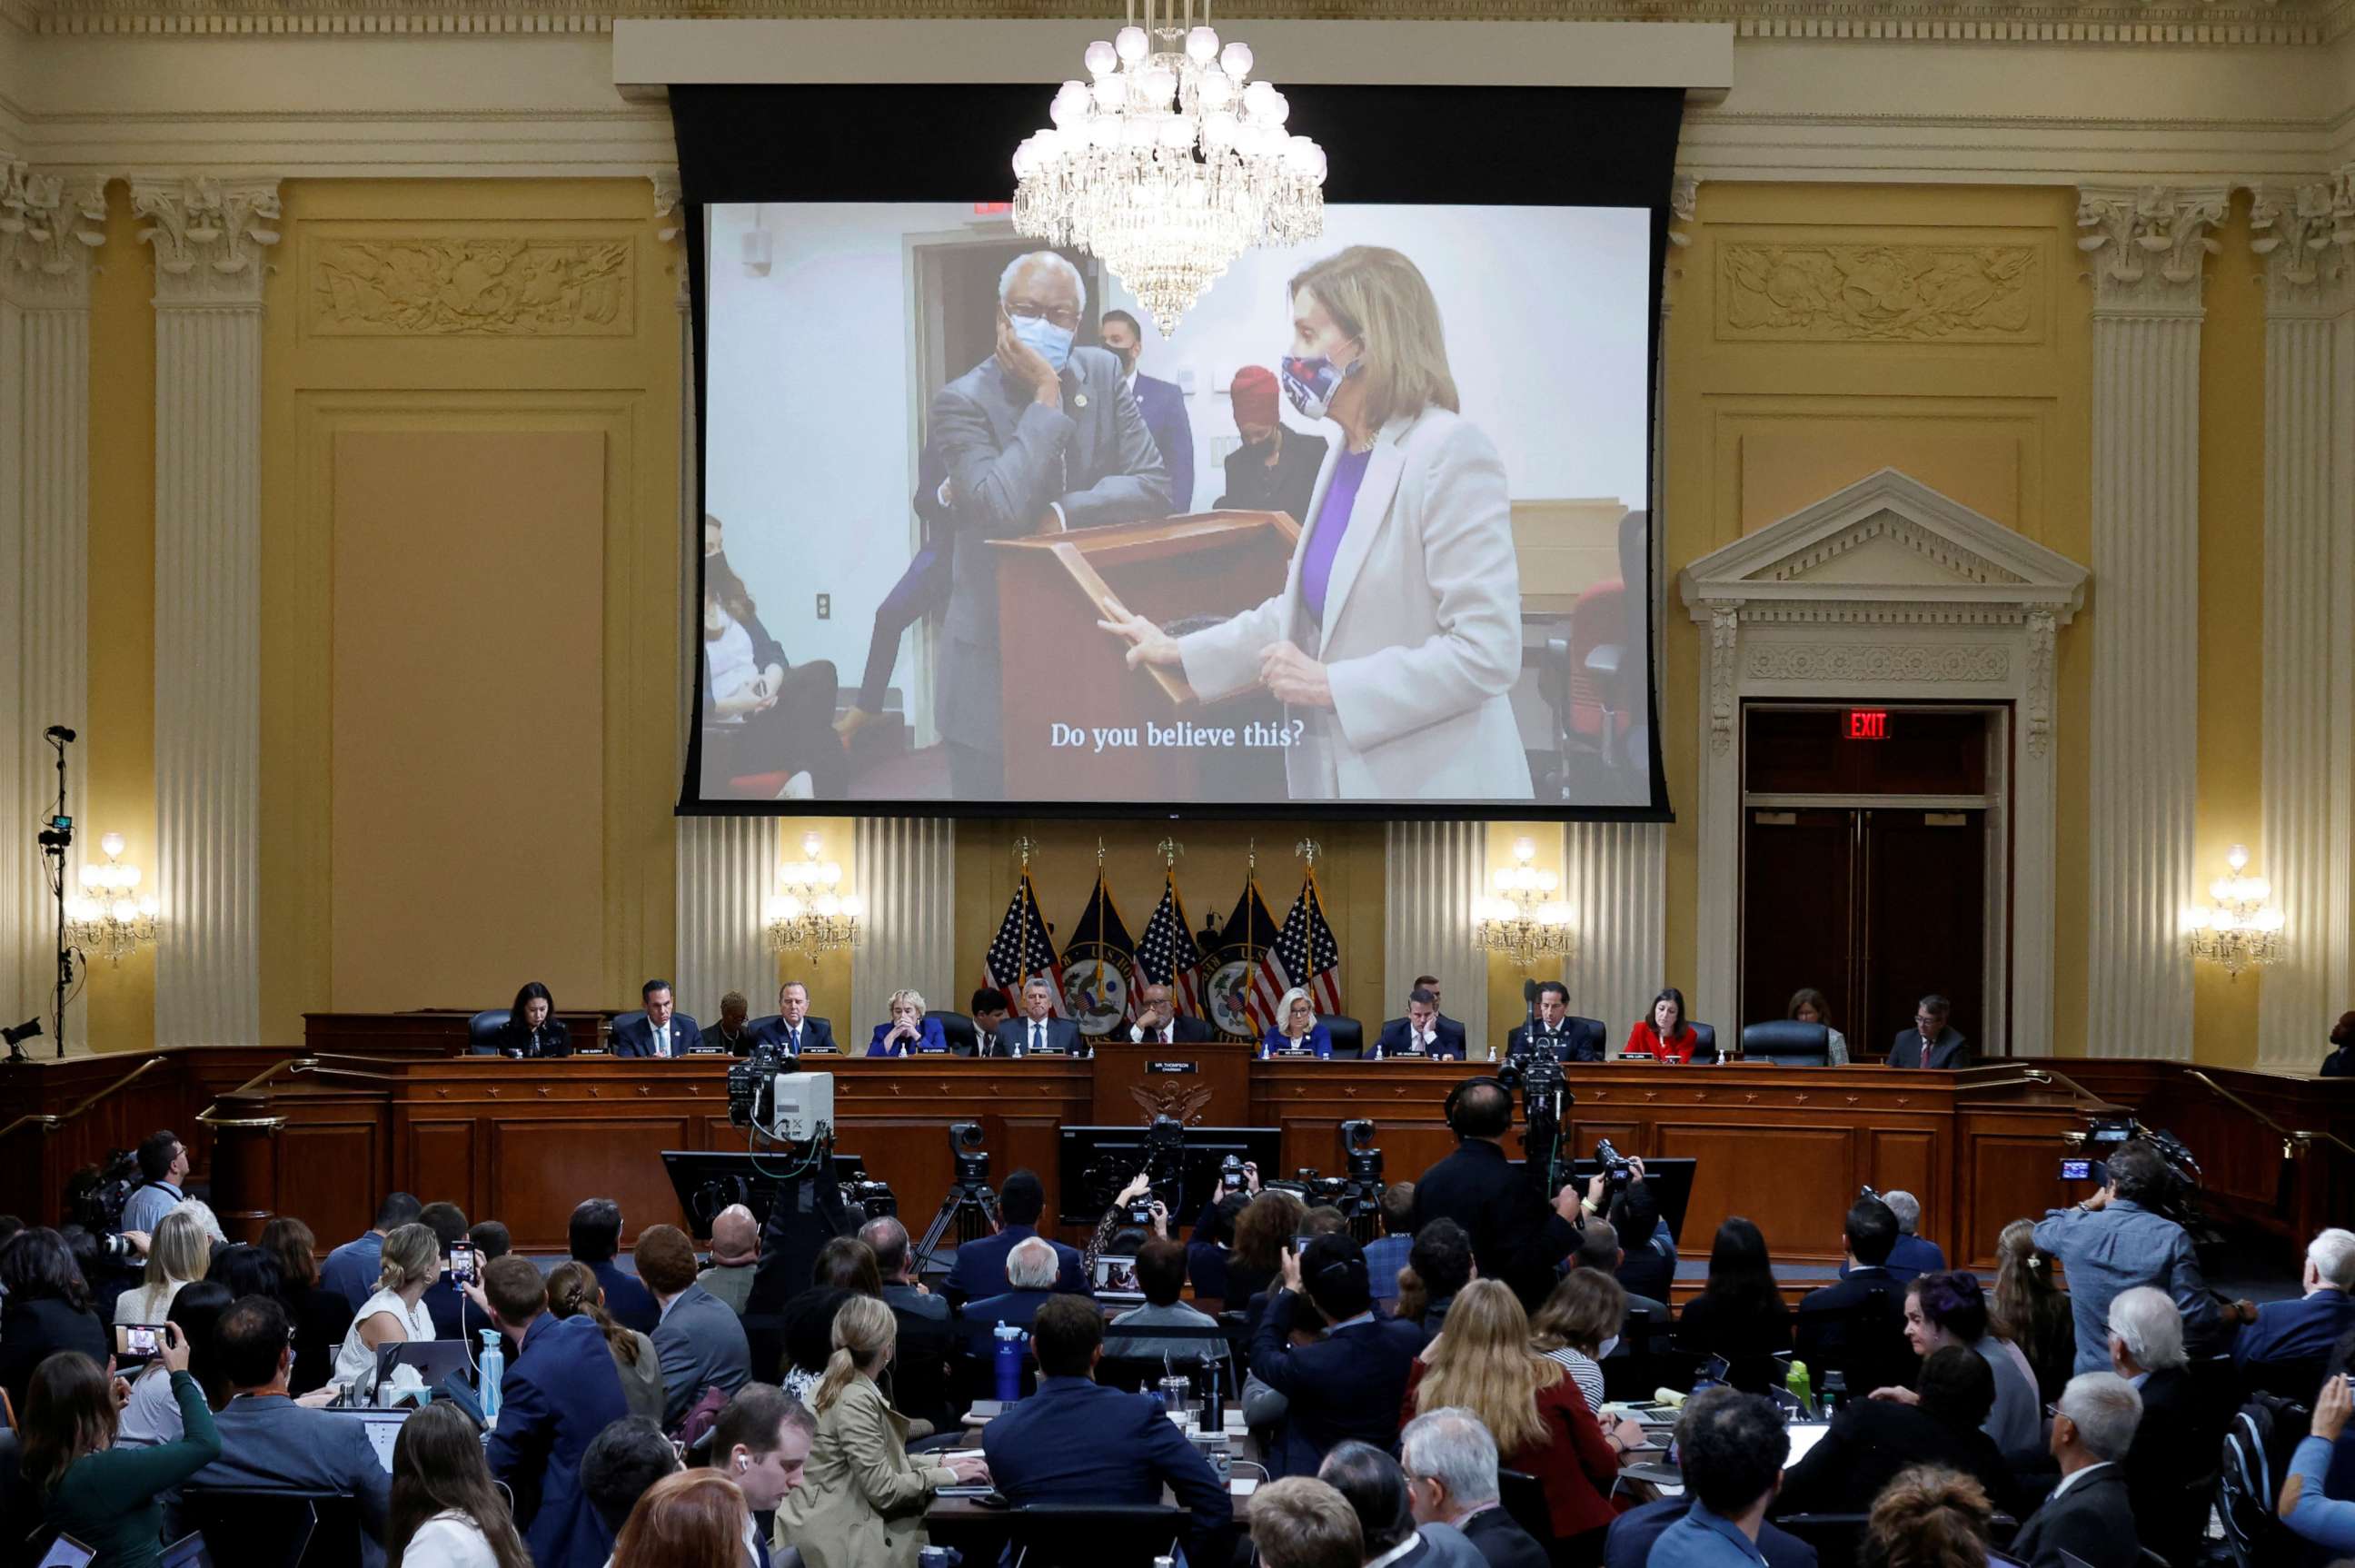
1820;1370;1847;1417
992;1323;1025;1403
1198;1354;1225;1432
478;1329;505;1426
1784;1359;1813;1417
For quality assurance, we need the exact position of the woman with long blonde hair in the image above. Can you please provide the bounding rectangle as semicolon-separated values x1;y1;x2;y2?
780;1295;989;1568
1405;1278;1640;1560
115;1208;211;1325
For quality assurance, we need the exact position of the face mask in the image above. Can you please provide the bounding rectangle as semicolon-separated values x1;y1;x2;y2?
1280;344;1360;421
1009;313;1076;373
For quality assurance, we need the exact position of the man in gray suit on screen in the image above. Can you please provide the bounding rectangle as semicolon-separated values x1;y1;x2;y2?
929;251;1170;798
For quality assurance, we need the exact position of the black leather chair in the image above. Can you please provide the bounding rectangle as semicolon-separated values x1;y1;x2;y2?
1571;1015;1608;1058
1495;1468;1560;1553
1690;1021;1719;1062
181;1487;363;1568
1008;1503;1187;1568
1324;1015;1364;1058
1741;1020;1832;1065
466;1008;511;1055
935;1010;979;1055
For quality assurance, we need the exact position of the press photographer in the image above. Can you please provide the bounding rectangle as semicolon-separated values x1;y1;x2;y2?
1412;1077;1583;1312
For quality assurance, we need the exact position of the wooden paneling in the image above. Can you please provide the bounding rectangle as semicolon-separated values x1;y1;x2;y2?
279;1118;383;1246
1658;1124;1854;1257
407;1120;479;1216
1868;1130;1937;1225
490;1116;694;1251
1958;1126;2073;1273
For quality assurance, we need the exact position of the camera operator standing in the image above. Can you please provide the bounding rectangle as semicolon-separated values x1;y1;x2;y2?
2033;1139;2253;1373
1411;1078;1583;1312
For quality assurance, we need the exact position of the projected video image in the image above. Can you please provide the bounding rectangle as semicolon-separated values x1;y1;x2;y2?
698;202;1654;809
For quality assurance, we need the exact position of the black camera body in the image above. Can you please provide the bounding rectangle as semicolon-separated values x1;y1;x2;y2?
949;1121;990;1188
1219;1154;1247;1194
1497;1048;1574;1197
727;1044;791;1129
1595;1138;1634;1194
841;1178;898;1223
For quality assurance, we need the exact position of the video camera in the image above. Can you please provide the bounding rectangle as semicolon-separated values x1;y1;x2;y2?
949;1121;990;1187
727;1040;791;1129
1595;1138;1635;1195
1495;1048;1573;1199
2063;1115;2207;1233
1082;1115;1187;1223
1219;1154;1248;1195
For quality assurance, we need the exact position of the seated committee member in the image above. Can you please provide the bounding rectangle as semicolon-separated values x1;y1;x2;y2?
1214;364;1327;524
611;978;701;1058
707;990;761;1055
992;977;1083;1057
761;979;837;1057
1787;986;1850;1065
970;987;1011;1044
702;534;846;801
1889;993;1971;1068
479;1254;632;1568
1263;987;1335;1058
1506;981;1603;1061
1129;982;1216;1044
868;988;949;1057
1378;987;1466;1058
492;980;570;1058
1099;245;1532;803
1622;987;1704;1063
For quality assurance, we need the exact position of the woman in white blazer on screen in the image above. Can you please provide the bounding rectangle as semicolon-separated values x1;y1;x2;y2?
1100;244;1530;801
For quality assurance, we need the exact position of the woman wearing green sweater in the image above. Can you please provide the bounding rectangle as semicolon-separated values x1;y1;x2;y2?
20;1328;221;1566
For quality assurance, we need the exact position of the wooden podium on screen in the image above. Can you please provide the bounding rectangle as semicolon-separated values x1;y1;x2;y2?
989;511;1299;799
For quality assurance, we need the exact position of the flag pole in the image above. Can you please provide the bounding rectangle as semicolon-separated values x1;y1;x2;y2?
1012;835;1038;989
1093;837;1108;1006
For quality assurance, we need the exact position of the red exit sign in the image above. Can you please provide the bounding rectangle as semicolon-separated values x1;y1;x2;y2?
1847;709;1891;740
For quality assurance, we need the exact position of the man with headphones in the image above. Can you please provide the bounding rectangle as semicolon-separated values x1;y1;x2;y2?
707;1382;814;1568
1411;1077;1585;1312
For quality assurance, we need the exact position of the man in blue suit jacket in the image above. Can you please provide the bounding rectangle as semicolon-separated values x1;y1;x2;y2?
569;1197;660;1335
1376;987;1467;1059
192;1295;392;1566
611;978;701;1058
1838;1189;1948;1286
991;978;1085;1057
752;980;839;1057
1100;309;1195;514
944;1170;1086;1305
482;1255;632;1568
1249;1234;1426;1478
2235;1226;2355;1373
984;1293;1232;1559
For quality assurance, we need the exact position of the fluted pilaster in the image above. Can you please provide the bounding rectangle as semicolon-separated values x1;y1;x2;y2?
851;817;955;1033
138;177;279;1049
2078;185;2225;1061
674;815;779;1022
1562;822;1667;1044
2253;174;2355;1066
1383;820;1488;1056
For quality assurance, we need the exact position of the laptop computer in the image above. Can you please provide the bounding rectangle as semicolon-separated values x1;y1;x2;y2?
373;1339;474;1399
330;1406;412;1473
37;1538;95;1568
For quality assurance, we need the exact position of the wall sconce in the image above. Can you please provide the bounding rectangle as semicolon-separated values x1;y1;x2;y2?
67;833;160;965
1475;836;1573;969
2184;843;2283;980
765;831;862;963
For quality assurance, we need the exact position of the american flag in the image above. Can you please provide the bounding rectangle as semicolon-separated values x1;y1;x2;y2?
983;870;1066;1016
1251;871;1344;1027
1135;870;1207;1018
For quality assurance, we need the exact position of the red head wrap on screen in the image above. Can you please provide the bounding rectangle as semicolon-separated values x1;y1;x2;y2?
1230;365;1280;429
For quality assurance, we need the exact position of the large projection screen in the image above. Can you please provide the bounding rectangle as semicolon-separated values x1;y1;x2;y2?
673;84;1681;819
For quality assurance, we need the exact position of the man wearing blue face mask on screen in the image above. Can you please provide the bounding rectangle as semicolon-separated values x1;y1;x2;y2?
929;251;1172;799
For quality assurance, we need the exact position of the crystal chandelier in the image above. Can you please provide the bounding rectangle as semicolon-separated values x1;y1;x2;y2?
765;832;863;964
1475;837;1574;969
2183;843;2284;980
1012;2;1327;336
67;833;161;966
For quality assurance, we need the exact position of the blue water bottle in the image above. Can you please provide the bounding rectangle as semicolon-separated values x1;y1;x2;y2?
478;1329;505;1425
993;1323;1025;1402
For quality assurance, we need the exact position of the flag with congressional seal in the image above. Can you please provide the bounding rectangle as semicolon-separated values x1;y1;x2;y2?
1252;870;1344;1029
1135;868;1207;1020
1061;871;1140;1037
1205;877;1282;1039
983;868;1066;1017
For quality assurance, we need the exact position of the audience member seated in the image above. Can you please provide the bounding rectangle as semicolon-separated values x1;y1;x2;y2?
1400;1408;1551;1568
1888;995;1971;1069
1785;987;1850;1066
1531;1266;1625;1415
331;1220;441;1394
1602;1388;1815;1568
547;1259;666;1426
944;1168;1085;1304
1880;1191;1949;1282
2278;1365;2355;1555
1862;1465;1996;1568
1638;1389;1787;1568
192;1294;392;1563
2108;1286;2215;1568
490;980;571;1058
18;1341;219;1568
781;1285;853;1407
1254;1475;1368;1568
1380;987;1468;1059
580;1417;682;1544
384;1398;534;1568
2235;1226;2355;1388
480;1253;632;1568
321;1192;423;1311
1778;1345;2020;1518
0;1226;110;1415
571;1196;661;1335
1263;987;1336;1058
700;1203;764;1315
1406;1278;1640;1558
1885;1270;2042;1460
1189;1189;1251;1311
2009;1371;2143;1568
115;1207;208;1326
1252;1234;1426;1477
867;987;949;1057
1227;1188;1307;1312
1621;988;1704;1064
120;1128;193;1237
260;1216;357;1396
860;1216;941;1321
709;1383;816;1568
1411;1078;1582;1311
1573;1218;1669;1326
115;1280;232;1449
1107;1236;1231;1365
983;1294;1233;1558
1318;1440;1485;1568
1990;1218;2077;1404
208;1241;284;1305
1794;1196;1918;1404
858;1218;957;1432
639;1222;753;1425
1674;1218;1793;1391
959;1236;1066;1357
611;1470;753;1568
417;1200;475;1341
779;1295;989;1567
1409;1219;1476;1337
1366;1182;1417;1310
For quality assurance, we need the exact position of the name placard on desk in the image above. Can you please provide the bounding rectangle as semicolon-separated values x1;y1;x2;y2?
1147;1061;1198;1075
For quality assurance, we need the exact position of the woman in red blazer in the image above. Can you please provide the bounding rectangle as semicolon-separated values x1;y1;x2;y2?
1402;1279;1644;1557
1622;987;1702;1063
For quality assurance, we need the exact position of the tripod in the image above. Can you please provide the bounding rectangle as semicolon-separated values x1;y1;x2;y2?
913;1171;1002;1279
34;727;77;1061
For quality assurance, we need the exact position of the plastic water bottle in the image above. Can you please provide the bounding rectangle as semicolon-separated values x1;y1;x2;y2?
478;1329;505;1426
1784;1359;1813;1416
1820;1370;1847;1417
993;1323;1025;1403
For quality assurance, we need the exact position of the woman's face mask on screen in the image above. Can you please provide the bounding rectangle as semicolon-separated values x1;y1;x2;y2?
1281;321;1362;422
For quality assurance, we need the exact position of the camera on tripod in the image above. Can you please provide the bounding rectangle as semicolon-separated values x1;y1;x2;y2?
949;1121;990;1186
1341;1119;1384;1186
1496;1048;1573;1197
